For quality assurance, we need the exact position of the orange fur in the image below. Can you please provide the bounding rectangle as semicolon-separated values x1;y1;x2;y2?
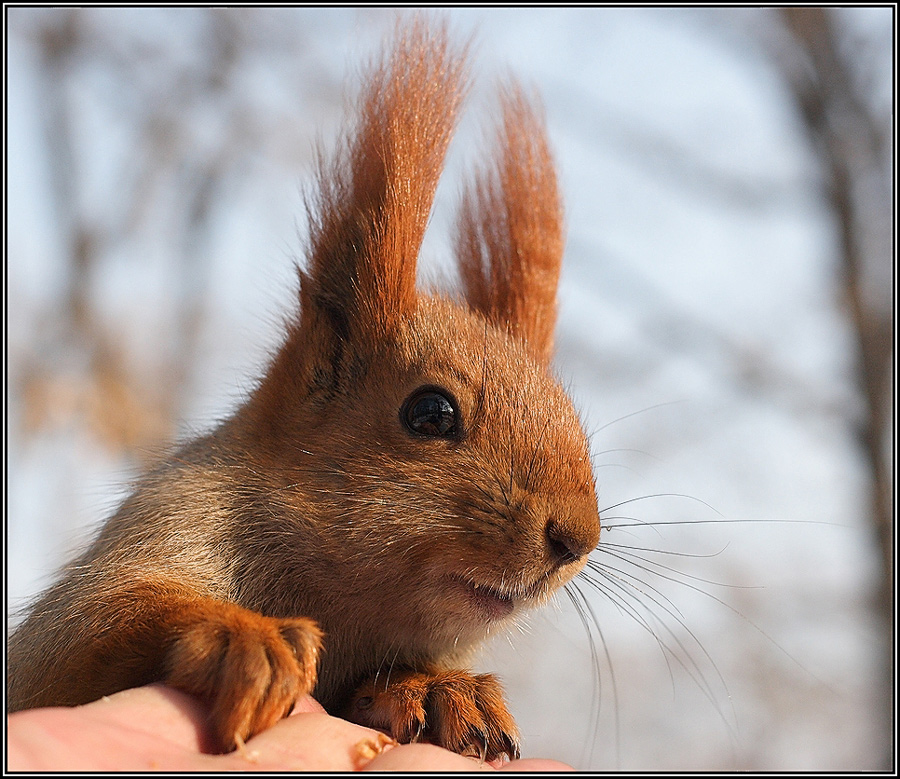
8;18;600;761
349;668;519;759
457;82;565;364
300;18;468;345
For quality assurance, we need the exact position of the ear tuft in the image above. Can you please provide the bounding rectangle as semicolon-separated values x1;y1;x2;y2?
301;17;470;344
456;81;564;364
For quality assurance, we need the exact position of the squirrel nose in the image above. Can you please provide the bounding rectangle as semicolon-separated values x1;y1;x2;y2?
545;519;596;566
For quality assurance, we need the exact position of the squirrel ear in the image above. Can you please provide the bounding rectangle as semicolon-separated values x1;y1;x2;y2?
300;18;469;348
456;82;564;365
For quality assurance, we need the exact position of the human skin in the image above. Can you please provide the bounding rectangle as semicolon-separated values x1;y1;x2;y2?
6;684;572;772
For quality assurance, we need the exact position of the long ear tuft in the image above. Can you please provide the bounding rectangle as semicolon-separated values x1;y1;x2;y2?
456;82;564;364
301;17;470;344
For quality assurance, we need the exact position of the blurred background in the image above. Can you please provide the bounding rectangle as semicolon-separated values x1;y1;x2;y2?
5;7;893;771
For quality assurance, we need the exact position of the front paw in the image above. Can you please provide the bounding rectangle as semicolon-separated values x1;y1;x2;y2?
163;603;322;752
345;670;520;762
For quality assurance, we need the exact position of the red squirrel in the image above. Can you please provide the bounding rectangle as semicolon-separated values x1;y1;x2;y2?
7;18;601;761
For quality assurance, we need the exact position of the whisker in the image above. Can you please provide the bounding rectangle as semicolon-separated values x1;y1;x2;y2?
589;400;689;435
599;494;724;519
593;546;764;591
524;415;552;493
563;582;619;770
584;559;688;621
580;564;738;736
600;517;843;530
599;540;732;560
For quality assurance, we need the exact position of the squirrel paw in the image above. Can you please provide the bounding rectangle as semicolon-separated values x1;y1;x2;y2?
163;603;322;752
346;669;520;762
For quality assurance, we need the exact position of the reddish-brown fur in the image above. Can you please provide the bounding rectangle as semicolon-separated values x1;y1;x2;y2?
7;18;601;761
457;82;565;364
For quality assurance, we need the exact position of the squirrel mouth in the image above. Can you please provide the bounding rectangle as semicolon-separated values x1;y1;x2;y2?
447;576;516;622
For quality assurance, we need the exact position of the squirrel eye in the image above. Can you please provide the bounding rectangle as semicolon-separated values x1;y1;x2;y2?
402;388;458;438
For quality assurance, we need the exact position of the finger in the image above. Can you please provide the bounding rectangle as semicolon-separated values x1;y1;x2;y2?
7;696;222;771
362;744;575;772
500;758;575;771
219;711;392;771
78;683;214;753
362;742;497;771
289;694;327;716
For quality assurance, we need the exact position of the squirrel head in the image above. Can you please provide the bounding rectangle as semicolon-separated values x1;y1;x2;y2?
237;18;600;650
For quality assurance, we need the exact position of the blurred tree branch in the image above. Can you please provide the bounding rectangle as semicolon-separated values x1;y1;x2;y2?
771;5;893;601
14;8;325;460
23;9;174;455
771;6;893;769
579;9;892;628
565;11;893;765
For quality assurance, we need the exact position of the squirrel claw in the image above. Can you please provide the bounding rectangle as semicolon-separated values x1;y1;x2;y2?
345;669;519;763
163;604;323;752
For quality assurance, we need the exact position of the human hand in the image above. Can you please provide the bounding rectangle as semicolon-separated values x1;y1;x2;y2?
7;684;571;771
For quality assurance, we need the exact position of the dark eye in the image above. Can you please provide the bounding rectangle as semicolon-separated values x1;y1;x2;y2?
401;388;458;438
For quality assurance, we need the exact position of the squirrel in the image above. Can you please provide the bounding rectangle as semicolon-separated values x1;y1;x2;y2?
7;17;602;762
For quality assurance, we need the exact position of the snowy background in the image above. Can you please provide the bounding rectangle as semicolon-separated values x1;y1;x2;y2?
6;7;893;771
